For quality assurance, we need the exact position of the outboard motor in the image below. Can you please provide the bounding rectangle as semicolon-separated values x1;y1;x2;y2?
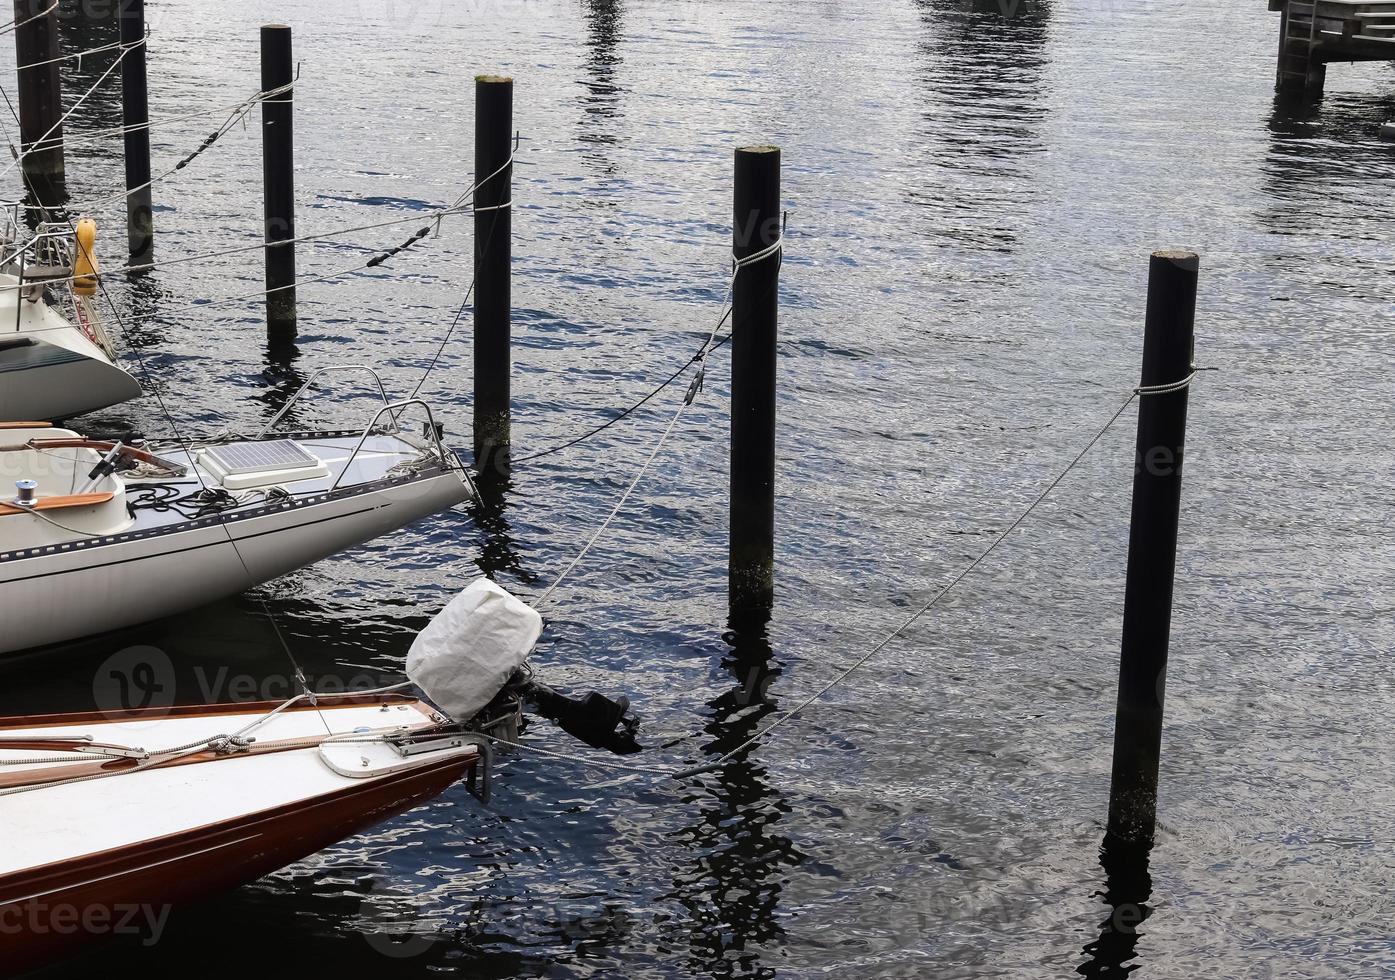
408;579;642;756
515;678;640;755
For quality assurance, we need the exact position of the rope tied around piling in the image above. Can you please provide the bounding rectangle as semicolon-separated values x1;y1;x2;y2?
686;230;784;403
1134;365;1215;396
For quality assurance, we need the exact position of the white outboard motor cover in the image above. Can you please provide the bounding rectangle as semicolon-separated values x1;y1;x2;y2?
407;579;542;722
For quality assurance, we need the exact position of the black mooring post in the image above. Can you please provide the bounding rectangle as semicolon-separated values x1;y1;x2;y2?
119;0;153;263
728;145;781;620
472;74;513;474
1106;250;1199;846
13;0;65;202
260;24;296;340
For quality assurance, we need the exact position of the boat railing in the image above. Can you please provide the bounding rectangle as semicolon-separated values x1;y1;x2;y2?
330;398;456;492
258;364;396;439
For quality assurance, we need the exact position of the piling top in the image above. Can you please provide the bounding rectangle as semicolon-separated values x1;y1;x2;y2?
476;74;513;85
262;23;291;30
737;145;780;155
1151;249;1200;271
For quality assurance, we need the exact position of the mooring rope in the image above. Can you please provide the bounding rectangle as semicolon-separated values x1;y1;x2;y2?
62;84;276;213
0;37;144;182
512;334;733;465
492;363;1209;780
515;226;784;465
0;0;59;39
531;231;784;607
12;36;128;71
0;142;513;308
0;198;468;292
31;80;295;152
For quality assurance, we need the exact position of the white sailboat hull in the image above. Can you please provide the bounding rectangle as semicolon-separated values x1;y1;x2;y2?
0;333;142;423
0;259;143;422
0;466;470;654
0;696;481;976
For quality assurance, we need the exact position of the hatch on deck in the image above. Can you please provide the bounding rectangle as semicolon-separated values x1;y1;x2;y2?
198;439;330;490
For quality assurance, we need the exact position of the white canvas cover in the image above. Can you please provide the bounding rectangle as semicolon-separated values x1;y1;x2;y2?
407;579;543;722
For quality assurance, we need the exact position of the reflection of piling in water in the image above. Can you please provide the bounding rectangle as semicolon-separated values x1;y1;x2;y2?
576;0;625;174
1106;252;1199;847
1077;834;1154;979
668;612;793;973
910;0;1051;253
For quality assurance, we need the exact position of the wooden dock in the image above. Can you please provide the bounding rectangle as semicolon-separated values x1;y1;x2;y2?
1269;0;1395;92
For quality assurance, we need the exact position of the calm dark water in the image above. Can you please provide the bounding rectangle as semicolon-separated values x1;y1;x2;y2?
4;0;1394;977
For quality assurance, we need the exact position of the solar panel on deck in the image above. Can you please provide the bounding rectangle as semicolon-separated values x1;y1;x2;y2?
202;439;319;477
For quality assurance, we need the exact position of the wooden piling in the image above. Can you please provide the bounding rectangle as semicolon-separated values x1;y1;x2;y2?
728;145;781;619
119;0;153;262
260;24;296;340
12;0;66;201
1106;250;1199;846
472;74;513;473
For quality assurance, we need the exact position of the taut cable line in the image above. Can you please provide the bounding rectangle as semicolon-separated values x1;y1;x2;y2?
0;0;58;39
0;36;142;183
486;365;1211;780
